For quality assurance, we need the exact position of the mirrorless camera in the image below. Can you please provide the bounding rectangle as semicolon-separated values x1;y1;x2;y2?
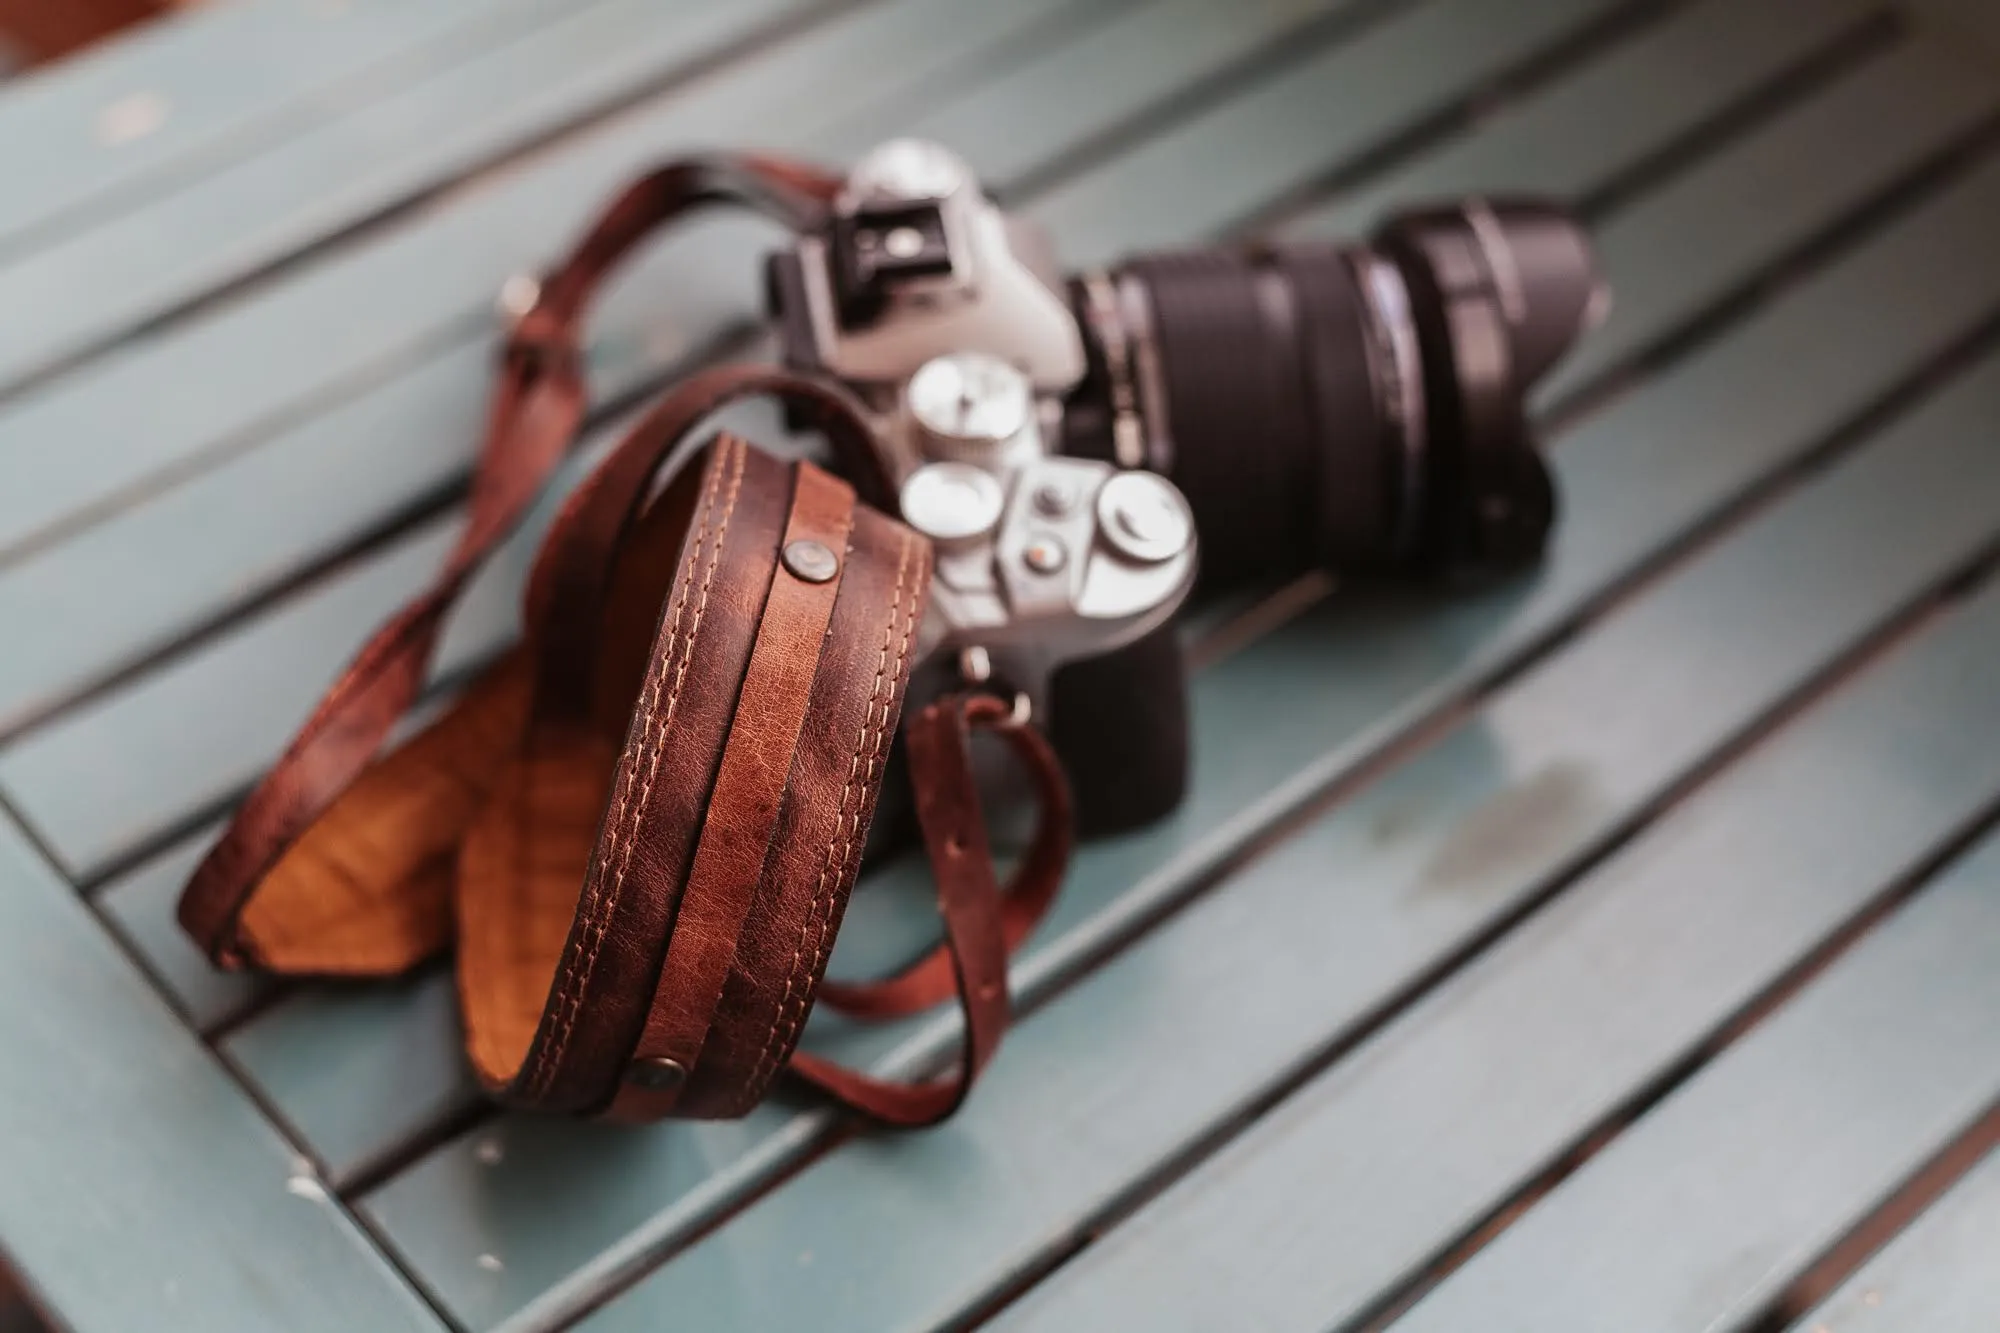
763;139;1604;831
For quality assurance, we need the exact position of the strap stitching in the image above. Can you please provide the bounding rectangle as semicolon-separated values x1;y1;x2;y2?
529;439;744;1095
748;530;920;1096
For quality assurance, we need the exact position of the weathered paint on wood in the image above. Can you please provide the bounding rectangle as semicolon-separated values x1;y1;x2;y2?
356;131;2000;1333
989;357;2000;1333
1028;0;1637;264
569;325;2000;1333
0;0;834;394
1539;31;2000;404
1290;0;1880;236
1393;823;2000;1332
0;0;546;259
208;0;1914;1242
1797;1145;2000;1331
0;813;443;1333
889;0;1340;190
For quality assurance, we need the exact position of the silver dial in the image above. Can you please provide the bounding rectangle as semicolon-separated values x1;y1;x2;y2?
900;462;1005;549
907;352;1033;456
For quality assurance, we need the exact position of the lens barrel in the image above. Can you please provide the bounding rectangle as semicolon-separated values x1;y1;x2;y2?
1064;198;1599;591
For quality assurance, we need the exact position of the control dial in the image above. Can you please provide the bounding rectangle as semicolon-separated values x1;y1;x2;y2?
906;351;1033;463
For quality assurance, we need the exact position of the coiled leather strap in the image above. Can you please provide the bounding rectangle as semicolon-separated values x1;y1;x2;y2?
176;153;1073;1126
180;154;847;965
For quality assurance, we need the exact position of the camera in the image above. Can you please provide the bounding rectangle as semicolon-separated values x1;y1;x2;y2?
764;138;1603;831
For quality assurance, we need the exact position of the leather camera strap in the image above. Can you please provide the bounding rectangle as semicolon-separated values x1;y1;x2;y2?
181;153;849;963
176;151;1075;1126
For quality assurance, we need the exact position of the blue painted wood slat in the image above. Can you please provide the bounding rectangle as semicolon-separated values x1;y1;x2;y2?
1288;0;1881;236
358;127;2000;1333
1028;0;1642;265
0;0;595;263
93;820;265;1032
1538;27;2000;405
568;318;2000;1333
1796;1145;2000;1331
1393;822;2000;1332
0;815;442;1333
0;0;832;396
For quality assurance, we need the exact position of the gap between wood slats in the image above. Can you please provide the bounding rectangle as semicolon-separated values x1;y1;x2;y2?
0;0;892;405
1547;103;2000;433
0;794;467;1330
1740;1097;2000;1330
0;0;1128;416
1234;0;1704;232
70;0;1992;1200
0;0;613;271
1333;583;2000;1330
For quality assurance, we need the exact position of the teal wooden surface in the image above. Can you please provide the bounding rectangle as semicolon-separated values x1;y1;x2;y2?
568;304;2000;1333
1539;29;2000;405
0;0;538;259
3;4;2000;1329
0;0;833;395
94;820;265;1032
893;0;1340;190
0;813;442;1333
991;357;2000;1333
358;123;2000;1333
1798;1145;2000;1330
0;0;1103;573
1292;0;1883;236
1395;823;2000;1332
1031;0;1639;266
209;0;1947;1208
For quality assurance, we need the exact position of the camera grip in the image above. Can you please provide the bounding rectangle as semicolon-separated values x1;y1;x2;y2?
1049;621;1191;836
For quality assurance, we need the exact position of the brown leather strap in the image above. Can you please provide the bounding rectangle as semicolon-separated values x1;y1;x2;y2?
608;464;856;1119
180;155;844;964
816;697;1072;1020
789;694;1069;1127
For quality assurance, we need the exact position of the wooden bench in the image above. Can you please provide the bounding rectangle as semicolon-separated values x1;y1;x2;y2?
3;0;2000;1328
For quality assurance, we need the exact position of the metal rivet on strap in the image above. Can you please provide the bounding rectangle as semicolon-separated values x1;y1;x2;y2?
625;1056;688;1092
782;539;840;584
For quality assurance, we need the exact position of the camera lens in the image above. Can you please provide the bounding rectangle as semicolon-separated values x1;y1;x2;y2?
1063;198;1600;591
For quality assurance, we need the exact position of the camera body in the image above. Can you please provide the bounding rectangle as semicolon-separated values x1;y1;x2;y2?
767;138;1602;831
766;139;1198;729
